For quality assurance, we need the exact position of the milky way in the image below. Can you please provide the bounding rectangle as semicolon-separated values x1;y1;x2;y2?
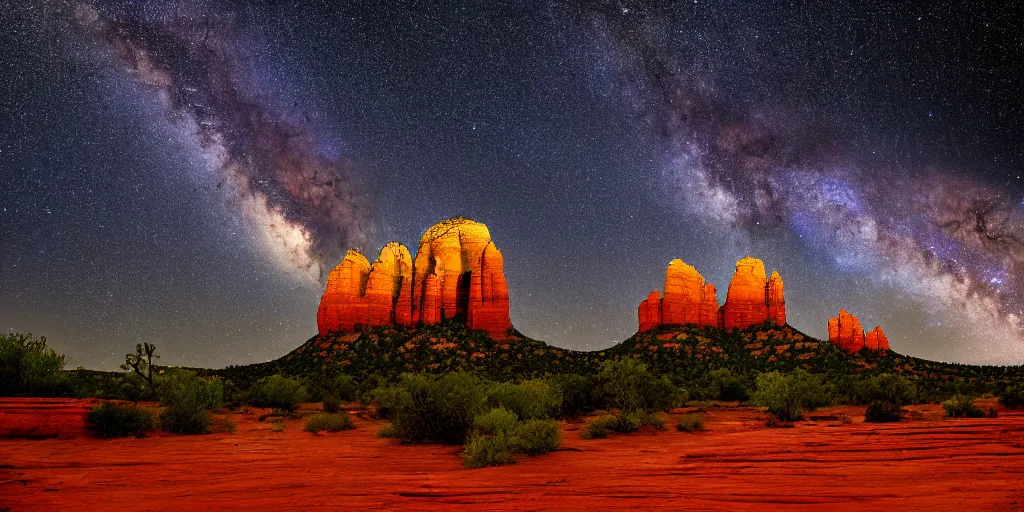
581;2;1024;357
55;0;371;281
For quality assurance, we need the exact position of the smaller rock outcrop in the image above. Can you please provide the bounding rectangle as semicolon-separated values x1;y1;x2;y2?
638;256;786;332
828;310;889;352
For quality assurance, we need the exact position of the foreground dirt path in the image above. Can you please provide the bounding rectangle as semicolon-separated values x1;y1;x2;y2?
2;399;1024;511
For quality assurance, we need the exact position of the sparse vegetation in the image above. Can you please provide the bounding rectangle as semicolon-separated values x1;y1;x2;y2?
864;401;901;422
87;401;154;438
0;332;69;397
461;407;561;468
487;380;561;420
121;342;159;395
942;394;985;418
998;384;1023;408
249;374;308;414
158;370;223;434
750;369;829;423
372;372;487;444
304;412;354;433
676;413;705;433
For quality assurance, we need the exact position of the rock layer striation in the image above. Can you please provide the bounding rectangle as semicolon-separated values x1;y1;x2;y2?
318;218;511;339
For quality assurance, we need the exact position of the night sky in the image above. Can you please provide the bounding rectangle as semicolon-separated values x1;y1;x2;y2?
2;1;1023;369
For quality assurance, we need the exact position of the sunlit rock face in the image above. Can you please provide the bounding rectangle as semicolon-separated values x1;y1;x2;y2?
317;243;412;336
638;256;784;332
723;257;774;330
318;218;511;339
828;309;890;352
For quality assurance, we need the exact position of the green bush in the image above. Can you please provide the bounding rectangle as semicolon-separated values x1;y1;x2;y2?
323;396;342;413
581;415;616;439
512;420;561;456
999;384;1023;408
547;374;598;418
750;370;830;422
304;412;354;433
676;413;705;433
461;409;561;468
462;431;517;468
704;368;751;402
0;333;69;396
598;358;685;413
158;370;223;434
87;402;153;438
473;407;520;435
487;380;561;420
873;375;917;407
332;374;358;402
249;374;308;413
943;394;985;418
372;372;487;444
864;401;901;422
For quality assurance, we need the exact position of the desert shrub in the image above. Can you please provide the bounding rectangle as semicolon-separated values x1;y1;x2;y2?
581;415;616;439
676;413;705;433
372;372;487;444
332;374;358;402
376;423;401;438
580;411;663;439
998;384;1024;409
986;407;999;418
473;407;519;435
943;394;985;418
304;412;354;433
249;374;308;414
487;380;561;420
158;370;223;434
512;420;561;456
750;370;830;422
462;408;561;468
598;358;685;414
462;431;517;468
705;368;751;402
323;396;342;413
547;373;599;418
873;374;917;407
0;332;69;397
87;402;154;438
864;401;901;422
270;419;285;432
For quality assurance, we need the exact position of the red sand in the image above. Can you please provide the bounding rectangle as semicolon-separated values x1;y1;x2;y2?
2;398;1024;511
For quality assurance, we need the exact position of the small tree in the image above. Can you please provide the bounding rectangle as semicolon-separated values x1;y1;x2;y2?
121;343;159;393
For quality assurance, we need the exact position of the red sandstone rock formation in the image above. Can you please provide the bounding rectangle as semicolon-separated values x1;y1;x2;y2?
828;310;889;352
317;243;413;335
638;291;662;332
638;256;785;332
865;326;891;351
318;218;511;339
467;242;512;338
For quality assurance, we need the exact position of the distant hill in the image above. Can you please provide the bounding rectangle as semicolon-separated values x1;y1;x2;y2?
210;322;1024;389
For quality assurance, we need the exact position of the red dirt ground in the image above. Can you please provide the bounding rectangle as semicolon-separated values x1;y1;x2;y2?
2;398;1024;511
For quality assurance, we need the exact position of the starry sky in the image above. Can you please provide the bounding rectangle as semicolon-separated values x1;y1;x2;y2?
2;1;1023;369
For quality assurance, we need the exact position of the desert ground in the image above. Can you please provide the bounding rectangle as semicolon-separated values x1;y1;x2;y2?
2;398;1023;511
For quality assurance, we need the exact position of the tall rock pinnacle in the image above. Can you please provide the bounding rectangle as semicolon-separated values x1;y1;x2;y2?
317;218;511;339
638;256;784;332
